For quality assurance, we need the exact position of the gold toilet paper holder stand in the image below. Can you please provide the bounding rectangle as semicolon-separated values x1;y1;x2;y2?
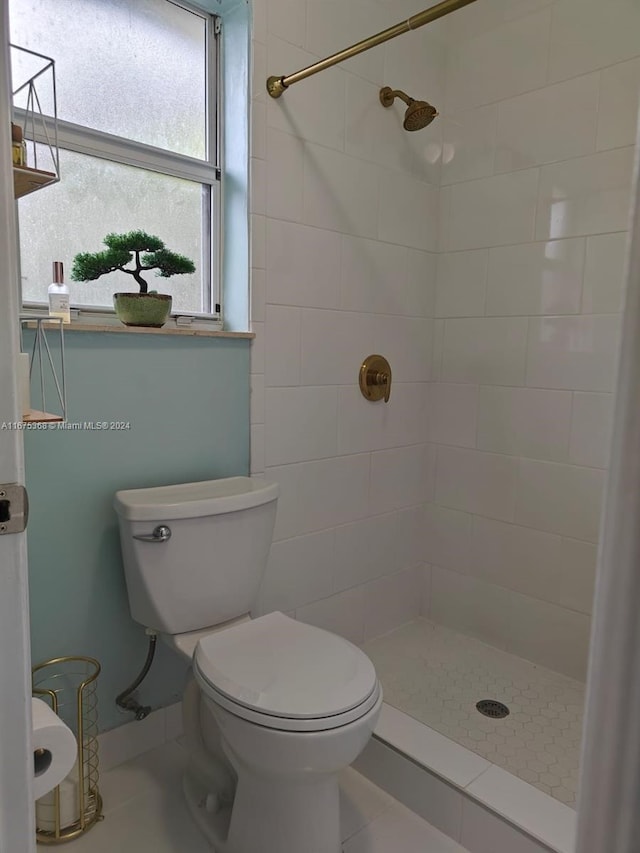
32;656;102;844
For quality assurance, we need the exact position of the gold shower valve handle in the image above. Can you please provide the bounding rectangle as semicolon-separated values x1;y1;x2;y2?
359;355;392;403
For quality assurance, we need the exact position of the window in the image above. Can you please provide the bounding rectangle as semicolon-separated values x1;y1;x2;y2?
10;0;220;318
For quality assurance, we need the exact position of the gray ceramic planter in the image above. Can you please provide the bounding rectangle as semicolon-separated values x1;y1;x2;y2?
113;293;172;328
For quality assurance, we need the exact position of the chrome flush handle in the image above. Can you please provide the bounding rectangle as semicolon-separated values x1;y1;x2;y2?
133;525;172;543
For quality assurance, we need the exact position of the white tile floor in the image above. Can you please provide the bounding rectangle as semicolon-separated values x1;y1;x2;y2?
63;739;470;853
363;618;584;806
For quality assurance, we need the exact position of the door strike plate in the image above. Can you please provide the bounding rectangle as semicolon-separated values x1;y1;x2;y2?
0;484;29;534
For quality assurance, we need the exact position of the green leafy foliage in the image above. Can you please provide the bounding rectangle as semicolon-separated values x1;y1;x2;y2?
142;248;195;278
104;231;164;253
71;230;195;294
71;249;131;281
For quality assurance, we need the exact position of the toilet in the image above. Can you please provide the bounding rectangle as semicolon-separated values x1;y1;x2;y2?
114;477;382;853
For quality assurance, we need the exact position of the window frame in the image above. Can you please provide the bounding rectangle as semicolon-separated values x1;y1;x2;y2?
14;0;222;323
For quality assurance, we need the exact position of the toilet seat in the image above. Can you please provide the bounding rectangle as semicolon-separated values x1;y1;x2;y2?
196;676;381;732
193;611;381;732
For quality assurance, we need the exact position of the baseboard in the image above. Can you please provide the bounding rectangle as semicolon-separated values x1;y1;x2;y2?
98;702;183;773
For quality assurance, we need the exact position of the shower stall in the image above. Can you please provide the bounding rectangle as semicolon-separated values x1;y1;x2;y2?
255;0;638;849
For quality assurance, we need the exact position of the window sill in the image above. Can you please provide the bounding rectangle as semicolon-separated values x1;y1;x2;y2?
22;316;254;339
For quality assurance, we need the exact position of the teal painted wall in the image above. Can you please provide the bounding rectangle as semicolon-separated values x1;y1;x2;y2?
24;330;250;731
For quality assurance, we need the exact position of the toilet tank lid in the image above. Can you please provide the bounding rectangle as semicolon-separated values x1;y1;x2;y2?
114;477;279;521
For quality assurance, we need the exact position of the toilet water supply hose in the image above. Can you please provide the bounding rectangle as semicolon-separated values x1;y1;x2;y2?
116;629;157;720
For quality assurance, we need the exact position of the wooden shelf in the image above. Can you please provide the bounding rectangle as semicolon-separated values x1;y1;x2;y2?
22;409;63;424
13;164;57;199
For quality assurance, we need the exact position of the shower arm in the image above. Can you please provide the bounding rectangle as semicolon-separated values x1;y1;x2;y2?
382;89;414;108
266;0;478;99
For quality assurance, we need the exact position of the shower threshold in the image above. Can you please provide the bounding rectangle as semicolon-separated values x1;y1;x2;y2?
356;618;581;853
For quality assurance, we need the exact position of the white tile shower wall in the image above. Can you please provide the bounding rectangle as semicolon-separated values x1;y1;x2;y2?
251;0;440;637
251;0;636;676
427;0;636;679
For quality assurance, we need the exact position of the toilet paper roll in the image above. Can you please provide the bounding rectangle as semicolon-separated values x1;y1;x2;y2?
35;765;80;833
32;698;77;801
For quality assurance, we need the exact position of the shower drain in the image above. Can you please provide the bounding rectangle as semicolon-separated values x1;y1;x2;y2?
476;699;510;719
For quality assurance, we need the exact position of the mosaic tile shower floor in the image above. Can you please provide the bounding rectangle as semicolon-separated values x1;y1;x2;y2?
363;618;584;807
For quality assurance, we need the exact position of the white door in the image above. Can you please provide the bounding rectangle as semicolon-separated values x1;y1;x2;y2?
0;0;36;851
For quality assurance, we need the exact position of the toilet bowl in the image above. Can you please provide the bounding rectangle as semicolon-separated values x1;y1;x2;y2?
183;612;382;852
114;477;382;853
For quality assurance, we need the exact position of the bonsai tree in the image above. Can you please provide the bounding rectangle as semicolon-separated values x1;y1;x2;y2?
71;230;195;294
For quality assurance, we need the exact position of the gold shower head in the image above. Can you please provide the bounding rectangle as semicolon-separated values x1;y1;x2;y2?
379;86;438;131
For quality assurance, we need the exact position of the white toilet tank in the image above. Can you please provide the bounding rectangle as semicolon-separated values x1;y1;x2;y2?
114;477;279;634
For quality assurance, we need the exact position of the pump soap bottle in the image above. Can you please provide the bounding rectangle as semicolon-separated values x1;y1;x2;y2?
48;261;70;323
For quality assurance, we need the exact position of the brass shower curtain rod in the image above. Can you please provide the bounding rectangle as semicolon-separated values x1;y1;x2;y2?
266;0;479;98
